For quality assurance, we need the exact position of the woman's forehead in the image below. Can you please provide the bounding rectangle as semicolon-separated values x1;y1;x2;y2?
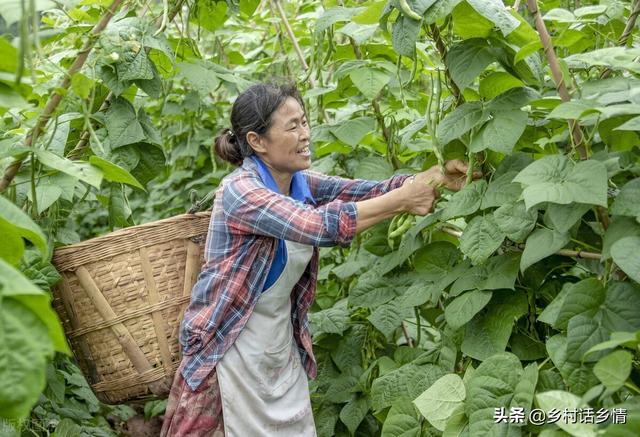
274;97;305;122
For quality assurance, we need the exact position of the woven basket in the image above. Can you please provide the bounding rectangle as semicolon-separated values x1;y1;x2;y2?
51;212;211;404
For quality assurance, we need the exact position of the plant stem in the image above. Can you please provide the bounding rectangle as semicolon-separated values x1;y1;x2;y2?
0;0;126;192
601;0;640;78
414;307;421;346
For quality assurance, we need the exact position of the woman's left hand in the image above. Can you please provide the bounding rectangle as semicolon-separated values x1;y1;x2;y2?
418;160;483;192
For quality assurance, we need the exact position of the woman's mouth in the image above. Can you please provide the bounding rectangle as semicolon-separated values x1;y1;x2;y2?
296;146;311;157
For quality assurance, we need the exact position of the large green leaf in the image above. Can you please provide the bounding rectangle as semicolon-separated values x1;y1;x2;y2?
611;178;640;220
479;72;524;100
315;6;364;33
339;396;370;435
381;399;421;437
0;196;48;257
89;156;146;190
554;279;606;330
481;172;522;209
330;117;376;147
535;391;597;437
544;203;591;233
450;252;520;294
34;150;103;189
310;299;350;336
353;156;394;180
520;228;570;272
611;237;640;283
459;215;505;265
441;180;487;220
177;60;221;95
349;66;390;100
593;350;632;392
513;155;608;209
446;39;495;91
371;363;445;411
437;101;489;145
392;14;421;58
368;298;413;337
493;201;537;242
546;334;599;395
469;110;528;154
466;352;523;436
104;97;147;149
424;0;463;24
413;373;465;431
445;289;492;330
566;314;610;362
564;47;640;74
0;299;54;421
461;292;528;360
0;220;24;265
467;0;520;36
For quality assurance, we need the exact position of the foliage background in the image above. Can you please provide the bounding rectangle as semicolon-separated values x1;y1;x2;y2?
1;0;640;435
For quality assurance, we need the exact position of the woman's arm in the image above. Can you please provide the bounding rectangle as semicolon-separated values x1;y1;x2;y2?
303;170;410;205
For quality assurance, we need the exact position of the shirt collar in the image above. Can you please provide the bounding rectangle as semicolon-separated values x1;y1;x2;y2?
248;155;315;205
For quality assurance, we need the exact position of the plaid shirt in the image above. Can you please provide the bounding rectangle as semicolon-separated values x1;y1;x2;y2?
178;156;410;391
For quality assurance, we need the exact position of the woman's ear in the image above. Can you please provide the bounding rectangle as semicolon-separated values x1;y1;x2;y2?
246;131;267;154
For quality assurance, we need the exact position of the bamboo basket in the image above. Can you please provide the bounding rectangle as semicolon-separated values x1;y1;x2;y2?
51;212;211;404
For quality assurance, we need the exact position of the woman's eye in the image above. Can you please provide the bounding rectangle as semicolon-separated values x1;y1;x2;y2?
301;119;308;126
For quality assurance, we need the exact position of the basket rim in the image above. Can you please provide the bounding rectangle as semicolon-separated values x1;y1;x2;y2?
52;211;211;269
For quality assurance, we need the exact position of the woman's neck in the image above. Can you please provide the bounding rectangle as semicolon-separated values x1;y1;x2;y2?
263;161;292;196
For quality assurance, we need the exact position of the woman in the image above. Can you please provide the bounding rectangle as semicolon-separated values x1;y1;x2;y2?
160;83;475;436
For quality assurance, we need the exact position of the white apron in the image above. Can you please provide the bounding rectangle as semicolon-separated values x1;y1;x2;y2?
216;240;317;436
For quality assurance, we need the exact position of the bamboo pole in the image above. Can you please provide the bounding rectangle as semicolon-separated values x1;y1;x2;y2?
601;0;640;79
526;0;587;160
273;0;309;71
0;0;125;192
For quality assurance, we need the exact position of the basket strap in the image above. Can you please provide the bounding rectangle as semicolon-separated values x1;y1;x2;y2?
139;247;173;380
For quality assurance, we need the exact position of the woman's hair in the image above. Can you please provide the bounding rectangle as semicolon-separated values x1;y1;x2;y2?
214;82;305;166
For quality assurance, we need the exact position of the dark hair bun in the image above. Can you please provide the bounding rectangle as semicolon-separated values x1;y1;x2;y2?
214;128;243;166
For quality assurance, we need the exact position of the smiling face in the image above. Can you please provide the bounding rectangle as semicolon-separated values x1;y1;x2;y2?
247;96;311;192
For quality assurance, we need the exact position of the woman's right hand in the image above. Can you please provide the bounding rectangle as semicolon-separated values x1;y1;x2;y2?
398;172;440;216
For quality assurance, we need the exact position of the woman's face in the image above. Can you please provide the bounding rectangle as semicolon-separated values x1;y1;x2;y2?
252;97;311;176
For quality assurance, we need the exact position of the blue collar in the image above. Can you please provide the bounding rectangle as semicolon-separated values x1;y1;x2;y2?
249;155;315;205
249;155;315;292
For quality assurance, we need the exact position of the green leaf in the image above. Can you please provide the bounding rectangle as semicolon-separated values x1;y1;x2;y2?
0;298;54;422
441;180;487;220
330;117;376;147
611;237;640;283
546;334;599;395
546;100;596;120
130;144;166;185
564;47;640;74
424;0;463;24
566;314;610;362
310;299;350;336
413;373;465;431
584;331;639;357
602;282;640;333
381;399;421;437
461;292;528;360
469;110;528;154
349;66;390;100
392;15;421;58
71;72;93;99
34;149;103;189
352;1;386;24
466;352;523;436
340;396;370;435
0;220;24;265
479;72;524;100
493;201;537;242
520;228;569;272
104;97;147;149
191;0;228;32
611;178;640;220
0;196;48;257
176;60;221;95
602;217;640;259
89;156;146;190
413;241;460;280
544;203;590;233
117;48;154;81
445;289;492;330
513;155;608;209
437;101;489;145
108;184;132;229
593;350;632;391
481;172;522;209
368;298;412;337
466;0;520;36
371;363;446;411
446;39;495;90
0;36;18;72
459;215;505;265
615;115;640;131
137;107;162;146
316;6;364;33
353;156;394;180
554;279;606;330
511;362;539;412
452;2;493;39
535;391;597;437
